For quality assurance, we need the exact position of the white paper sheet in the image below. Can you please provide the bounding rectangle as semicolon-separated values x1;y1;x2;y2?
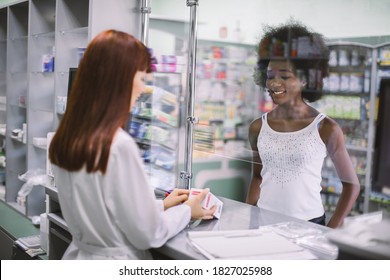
187;229;317;259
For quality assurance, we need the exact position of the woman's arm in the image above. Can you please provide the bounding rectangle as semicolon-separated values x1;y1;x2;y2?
320;118;360;228
246;118;263;206
104;135;191;249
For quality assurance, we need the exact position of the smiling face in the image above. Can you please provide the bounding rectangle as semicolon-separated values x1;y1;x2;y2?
266;60;303;105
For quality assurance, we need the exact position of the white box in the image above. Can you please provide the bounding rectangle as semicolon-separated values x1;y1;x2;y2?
189;188;223;219
33;137;47;148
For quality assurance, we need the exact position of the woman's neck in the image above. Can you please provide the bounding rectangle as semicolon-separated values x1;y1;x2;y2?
271;101;315;120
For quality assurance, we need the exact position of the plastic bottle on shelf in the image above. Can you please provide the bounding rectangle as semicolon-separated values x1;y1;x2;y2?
290;38;297;57
219;25;228;39
328;50;338;67
364;49;372;66
351;50;359;66
338;49;350;66
364;70;370;93
232;20;241;42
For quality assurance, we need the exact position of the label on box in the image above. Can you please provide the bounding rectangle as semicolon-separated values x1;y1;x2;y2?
189;188;223;219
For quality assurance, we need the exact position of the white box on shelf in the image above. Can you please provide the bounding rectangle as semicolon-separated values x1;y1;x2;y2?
33;137;47;149
22;123;27;144
0;124;6;136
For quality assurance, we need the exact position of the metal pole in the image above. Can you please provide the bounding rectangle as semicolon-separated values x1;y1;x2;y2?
140;0;151;45
181;0;199;189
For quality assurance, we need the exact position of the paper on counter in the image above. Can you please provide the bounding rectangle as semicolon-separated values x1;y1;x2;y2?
187;229;316;259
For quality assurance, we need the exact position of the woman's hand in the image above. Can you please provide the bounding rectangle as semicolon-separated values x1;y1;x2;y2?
184;188;216;220
163;188;190;210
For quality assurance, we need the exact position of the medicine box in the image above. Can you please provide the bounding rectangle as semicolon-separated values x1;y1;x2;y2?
189;188;223;219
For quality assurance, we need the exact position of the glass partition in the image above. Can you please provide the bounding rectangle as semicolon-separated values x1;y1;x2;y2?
151;0;390;216
129;1;190;191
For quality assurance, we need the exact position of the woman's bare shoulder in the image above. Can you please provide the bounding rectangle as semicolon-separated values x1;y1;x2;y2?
249;116;263;135
319;116;344;144
320;116;341;132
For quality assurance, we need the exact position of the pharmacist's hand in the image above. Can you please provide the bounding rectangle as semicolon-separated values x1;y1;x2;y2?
163;188;190;210
184;188;216;220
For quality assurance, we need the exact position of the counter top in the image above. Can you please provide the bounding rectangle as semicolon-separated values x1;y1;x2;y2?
0;200;40;239
44;186;336;260
154;197;336;260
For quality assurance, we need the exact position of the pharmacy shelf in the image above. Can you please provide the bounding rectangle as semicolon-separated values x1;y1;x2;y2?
1;0;141;219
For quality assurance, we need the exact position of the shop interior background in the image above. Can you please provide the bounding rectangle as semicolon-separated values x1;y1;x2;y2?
145;0;390;214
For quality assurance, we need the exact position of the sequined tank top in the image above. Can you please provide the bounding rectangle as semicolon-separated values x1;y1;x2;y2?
256;112;327;220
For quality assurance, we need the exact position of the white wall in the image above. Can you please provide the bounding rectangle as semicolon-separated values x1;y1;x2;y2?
152;0;390;44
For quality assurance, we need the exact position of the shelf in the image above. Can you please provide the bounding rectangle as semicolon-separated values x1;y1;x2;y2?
144;161;175;173
30;71;55;75
47;212;69;232
321;190;341;196
7;201;26;215
328;65;370;71
33;143;47;150
9;36;28;41
369;192;390;205
152;64;185;73
322;91;368;97
134;138;176;152
132;115;152;121
0;0;141;240
30;31;55;38
9;71;28;75
58;26;88;36
10;135;26;144
45;186;59;202
369;198;390;205
196;99;225;104
345;144;369;152
9;103;27;109
29;107;54;113
198;38;254;48
200;57;255;65
132;115;177;129
197;77;246;85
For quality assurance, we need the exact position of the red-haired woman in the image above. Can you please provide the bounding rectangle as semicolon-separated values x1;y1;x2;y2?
49;30;215;260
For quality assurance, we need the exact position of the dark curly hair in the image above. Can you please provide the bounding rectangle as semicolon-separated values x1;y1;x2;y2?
253;20;330;102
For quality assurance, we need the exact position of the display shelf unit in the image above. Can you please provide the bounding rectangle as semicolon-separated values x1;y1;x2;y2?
53;0;89;129
0;8;7;127
49;0;140;258
0;0;141;220
26;0;57;217
194;42;258;156
129;71;186;191
0;8;7;200
376;43;390;86
5;1;29;214
314;42;377;214
369;42;390;212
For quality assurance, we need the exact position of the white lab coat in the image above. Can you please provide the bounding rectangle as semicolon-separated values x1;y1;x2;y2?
52;128;191;259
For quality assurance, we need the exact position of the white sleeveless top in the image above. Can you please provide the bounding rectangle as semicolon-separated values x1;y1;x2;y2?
257;112;327;220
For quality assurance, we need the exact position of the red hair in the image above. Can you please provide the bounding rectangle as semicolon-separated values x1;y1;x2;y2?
49;30;151;173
